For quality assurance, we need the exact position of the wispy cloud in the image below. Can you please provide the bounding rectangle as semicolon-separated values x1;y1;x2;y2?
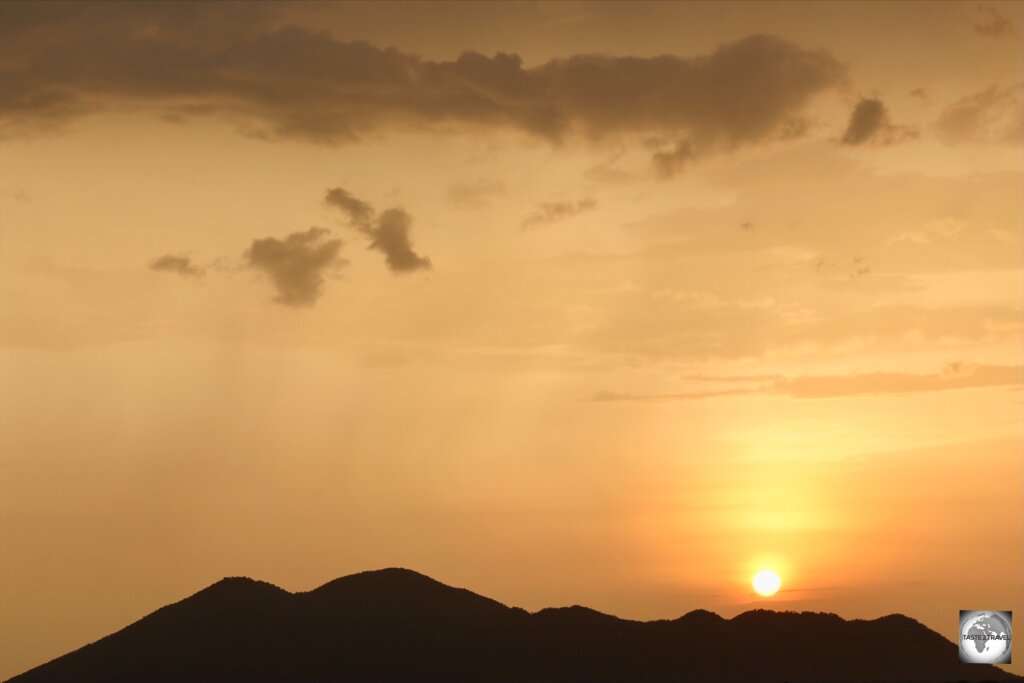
652;141;696;178
774;363;1022;398
522;198;596;230
936;84;1023;145
591;363;1023;402
447;179;506;209
590;388;761;402
970;4;1013;37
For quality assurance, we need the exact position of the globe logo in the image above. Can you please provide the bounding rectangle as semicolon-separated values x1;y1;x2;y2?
959;610;1012;664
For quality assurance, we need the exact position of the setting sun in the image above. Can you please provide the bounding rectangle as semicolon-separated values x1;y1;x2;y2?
753;569;782;597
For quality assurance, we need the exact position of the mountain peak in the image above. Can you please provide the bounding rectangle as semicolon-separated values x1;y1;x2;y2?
308;566;440;592
190;576;289;601
871;612;926;627
675;607;726;624
532;604;623;624
209;575;281;589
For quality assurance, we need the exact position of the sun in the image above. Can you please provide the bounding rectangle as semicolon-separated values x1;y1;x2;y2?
752;569;782;597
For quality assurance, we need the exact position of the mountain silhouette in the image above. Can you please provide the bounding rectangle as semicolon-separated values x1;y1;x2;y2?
6;568;1018;683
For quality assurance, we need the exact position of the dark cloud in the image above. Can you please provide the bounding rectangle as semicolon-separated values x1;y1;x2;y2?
840;98;885;144
0;71;82;135
244;227;344;307
532;35;845;147
370;209;432;272
0;1;282;54
149;253;205;277
522;198;597;230
0;9;847;162
936;84;1023;145
971;4;1013;37
149;184;431;304
325;187;431;273
840;97;917;146
325;186;373;227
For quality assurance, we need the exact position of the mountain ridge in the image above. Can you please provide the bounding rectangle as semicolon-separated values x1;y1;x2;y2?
6;567;1018;683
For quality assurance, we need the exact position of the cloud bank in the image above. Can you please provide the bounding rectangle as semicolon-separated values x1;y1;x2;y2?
0;6;848;167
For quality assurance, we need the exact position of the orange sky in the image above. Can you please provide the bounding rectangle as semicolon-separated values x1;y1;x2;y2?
1;1;1022;678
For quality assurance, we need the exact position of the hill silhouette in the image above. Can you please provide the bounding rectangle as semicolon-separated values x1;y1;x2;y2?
5;568;1018;683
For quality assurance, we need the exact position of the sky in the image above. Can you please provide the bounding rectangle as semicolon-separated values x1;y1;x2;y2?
0;0;1022;677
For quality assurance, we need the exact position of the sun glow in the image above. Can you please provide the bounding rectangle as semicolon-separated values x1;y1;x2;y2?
752;569;782;597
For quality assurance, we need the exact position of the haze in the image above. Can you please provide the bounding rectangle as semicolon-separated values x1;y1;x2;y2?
0;1;1021;678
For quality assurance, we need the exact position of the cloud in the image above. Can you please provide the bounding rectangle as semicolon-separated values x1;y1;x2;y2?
590;388;759;402
522;198;596;230
936;84;1023;145
325;187;431;273
244;227;344;306
0;10;848;163
651;141;696;178
588;269;1022;360
149;253;205;277
370;209;432;272
532;34;845;147
773;363;1023;398
840;97;916;146
150;185;432;304
447;179;506;209
970;4;1013;37
324;187;373;227
591;363;1022;402
0;71;82;135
